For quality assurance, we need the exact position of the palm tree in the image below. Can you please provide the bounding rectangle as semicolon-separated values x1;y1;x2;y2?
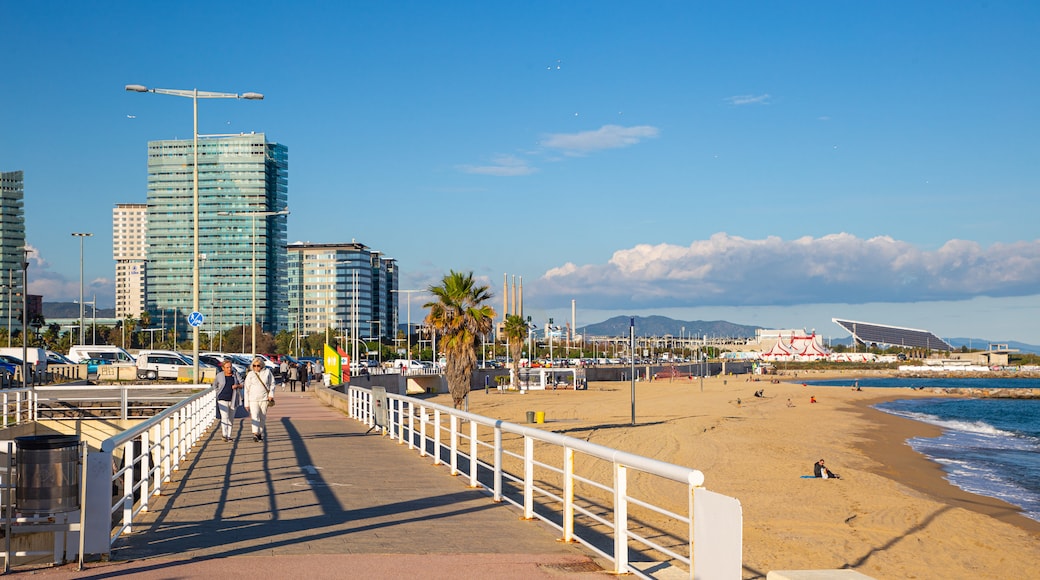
502;314;528;388
424;270;496;408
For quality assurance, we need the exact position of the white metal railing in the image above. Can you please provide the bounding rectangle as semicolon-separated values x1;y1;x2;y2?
33;385;198;420
0;388;35;426
347;386;742;579
79;384;216;556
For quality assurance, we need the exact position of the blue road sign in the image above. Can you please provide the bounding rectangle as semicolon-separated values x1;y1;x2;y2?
188;311;204;327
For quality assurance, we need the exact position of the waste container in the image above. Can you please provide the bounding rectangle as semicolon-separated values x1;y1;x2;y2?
534;411;545;424
526;411;535;423
15;434;80;514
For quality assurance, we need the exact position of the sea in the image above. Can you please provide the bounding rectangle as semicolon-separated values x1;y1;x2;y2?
803;376;1040;522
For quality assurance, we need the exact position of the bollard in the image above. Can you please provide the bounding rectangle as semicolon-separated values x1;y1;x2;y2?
534;411;545;424
526;411;535;423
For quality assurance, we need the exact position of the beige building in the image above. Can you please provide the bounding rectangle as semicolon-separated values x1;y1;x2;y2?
113;203;147;319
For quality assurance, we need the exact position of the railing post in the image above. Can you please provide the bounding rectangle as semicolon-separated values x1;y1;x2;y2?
407;400;415;450
563;446;575;542
172;408;181;470
432;408;442;465
162;416;171;484
493;424;503;502
419;406;428;457
140;430;150;513
613;463;629;574
524;435;534;519
449;414;458;476
469;419;478;488
121;386;128;420
122;439;134;534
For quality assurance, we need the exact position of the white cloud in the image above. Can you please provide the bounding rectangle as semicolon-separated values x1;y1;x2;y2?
725;94;771;106
540;125;660;155
457;154;537;176
536;233;1040;309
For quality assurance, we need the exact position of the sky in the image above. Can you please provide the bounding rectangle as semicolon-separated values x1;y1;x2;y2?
2;1;1039;344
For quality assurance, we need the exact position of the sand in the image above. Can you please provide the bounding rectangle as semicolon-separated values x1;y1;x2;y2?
429;371;1040;579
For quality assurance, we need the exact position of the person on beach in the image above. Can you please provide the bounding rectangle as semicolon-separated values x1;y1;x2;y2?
810;395;817;404
214;359;243;442
814;459;840;479
244;356;276;442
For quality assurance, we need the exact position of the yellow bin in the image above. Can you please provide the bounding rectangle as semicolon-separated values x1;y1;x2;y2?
534;411;545;424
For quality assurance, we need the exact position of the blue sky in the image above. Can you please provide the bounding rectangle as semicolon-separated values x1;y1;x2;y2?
3;1;1039;344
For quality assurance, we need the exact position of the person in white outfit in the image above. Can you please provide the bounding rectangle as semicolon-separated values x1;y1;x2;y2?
244;356;276;442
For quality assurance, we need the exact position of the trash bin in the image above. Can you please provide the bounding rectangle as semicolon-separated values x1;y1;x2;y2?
526;411;535;423
534;411;545;424
15;434;80;514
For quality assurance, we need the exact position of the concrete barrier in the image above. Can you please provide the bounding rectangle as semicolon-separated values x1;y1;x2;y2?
767;570;876;580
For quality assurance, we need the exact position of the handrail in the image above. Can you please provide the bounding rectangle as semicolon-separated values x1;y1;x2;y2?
346;385;741;579
0;388;35;426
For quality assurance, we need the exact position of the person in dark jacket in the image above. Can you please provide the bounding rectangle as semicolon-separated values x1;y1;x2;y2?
215;359;243;442
813;458;840;479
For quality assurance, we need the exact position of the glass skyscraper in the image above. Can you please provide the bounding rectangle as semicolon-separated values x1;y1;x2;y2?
286;242;397;346
145;134;288;336
0;171;25;332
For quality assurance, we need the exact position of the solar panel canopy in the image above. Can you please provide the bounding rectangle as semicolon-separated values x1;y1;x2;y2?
832;318;952;351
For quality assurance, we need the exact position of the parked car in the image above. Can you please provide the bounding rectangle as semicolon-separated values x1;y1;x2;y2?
82;358;112;375
136;352;193;380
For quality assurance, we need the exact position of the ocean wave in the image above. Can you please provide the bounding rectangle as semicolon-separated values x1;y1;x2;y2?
877;407;1018;438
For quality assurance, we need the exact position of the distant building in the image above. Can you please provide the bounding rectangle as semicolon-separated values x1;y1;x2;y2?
113;203;147;320
0;171;26;331
286;241;398;343
141;134;288;335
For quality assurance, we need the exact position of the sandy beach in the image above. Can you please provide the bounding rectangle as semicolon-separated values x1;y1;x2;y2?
429;371;1040;578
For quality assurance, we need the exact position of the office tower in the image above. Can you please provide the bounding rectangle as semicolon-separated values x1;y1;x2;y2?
286;242;398;348
144;134;288;337
0;171;26;332
113;203;147;319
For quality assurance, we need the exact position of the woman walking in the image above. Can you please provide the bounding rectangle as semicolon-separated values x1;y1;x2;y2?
287;362;299;392
244;356;276;442
214;359;243;442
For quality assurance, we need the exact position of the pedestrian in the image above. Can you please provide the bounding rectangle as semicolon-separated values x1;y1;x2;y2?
214;358;243;442
287;362;299;393
302;361;311;392
244;356;276;442
279;358;289;383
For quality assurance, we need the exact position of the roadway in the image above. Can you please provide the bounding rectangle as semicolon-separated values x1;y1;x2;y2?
19;389;605;578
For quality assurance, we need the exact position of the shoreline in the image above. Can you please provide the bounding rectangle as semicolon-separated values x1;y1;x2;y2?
846;393;1040;535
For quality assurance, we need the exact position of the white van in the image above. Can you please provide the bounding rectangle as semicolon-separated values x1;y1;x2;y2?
135;351;193;380
67;345;135;365
0;347;48;374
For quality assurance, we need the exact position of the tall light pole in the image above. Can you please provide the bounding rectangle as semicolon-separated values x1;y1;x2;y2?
126;84;263;382
392;289;422;363
217;208;290;355
71;233;92;345
367;320;383;368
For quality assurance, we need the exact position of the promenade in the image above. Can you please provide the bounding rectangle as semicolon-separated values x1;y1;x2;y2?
21;390;604;579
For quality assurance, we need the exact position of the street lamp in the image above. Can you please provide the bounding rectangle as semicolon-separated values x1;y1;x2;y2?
216;207;290;356
391;289;423;364
71;233;92;345
367;320;382;368
126;83;264;382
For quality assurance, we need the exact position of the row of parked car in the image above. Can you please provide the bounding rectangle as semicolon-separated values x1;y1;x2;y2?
61;345;298;382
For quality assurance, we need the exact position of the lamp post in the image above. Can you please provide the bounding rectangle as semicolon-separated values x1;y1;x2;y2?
217;208;290;356
71;233;92;345
126;84;263;382
392;289;422;364
367;320;382;368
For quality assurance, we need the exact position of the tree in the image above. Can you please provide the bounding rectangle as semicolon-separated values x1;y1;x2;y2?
502;314;528;388
424;271;496;409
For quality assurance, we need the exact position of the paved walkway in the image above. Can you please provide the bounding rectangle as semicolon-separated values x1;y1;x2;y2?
20;390;604;578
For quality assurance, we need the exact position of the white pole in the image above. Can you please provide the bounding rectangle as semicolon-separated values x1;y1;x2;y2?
192;89;200;382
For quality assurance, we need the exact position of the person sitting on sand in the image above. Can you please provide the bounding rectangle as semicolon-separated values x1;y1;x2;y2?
810;395;817;404
813;459;840;479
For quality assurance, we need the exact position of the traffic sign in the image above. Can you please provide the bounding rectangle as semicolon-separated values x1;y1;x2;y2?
188;311;204;327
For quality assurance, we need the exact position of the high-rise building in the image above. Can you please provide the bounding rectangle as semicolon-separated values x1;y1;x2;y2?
0;171;26;332
144;134;288;336
113;203;147;319
286;242;398;347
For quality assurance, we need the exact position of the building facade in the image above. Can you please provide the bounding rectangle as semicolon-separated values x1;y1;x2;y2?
113;203;147;319
0;171;26;332
144;134;289;336
286;242;398;346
